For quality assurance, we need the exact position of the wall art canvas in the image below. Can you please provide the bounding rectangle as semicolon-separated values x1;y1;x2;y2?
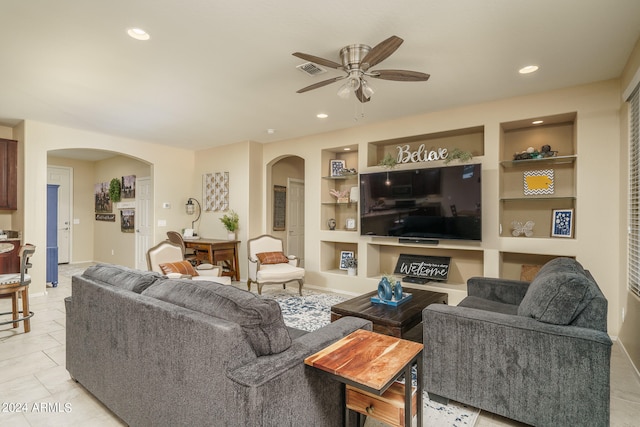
330;160;346;177
94;182;112;213
339;251;354;270
121;209;135;233
121;175;136;199
203;172;229;211
552;209;573;238
523;169;554;195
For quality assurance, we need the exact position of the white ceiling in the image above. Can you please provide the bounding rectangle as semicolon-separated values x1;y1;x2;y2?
1;0;640;152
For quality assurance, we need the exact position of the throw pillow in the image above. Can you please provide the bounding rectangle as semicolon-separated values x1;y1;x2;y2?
159;260;199;277
518;271;595;325
256;251;289;264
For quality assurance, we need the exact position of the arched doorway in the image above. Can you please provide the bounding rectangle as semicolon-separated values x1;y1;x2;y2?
269;155;305;266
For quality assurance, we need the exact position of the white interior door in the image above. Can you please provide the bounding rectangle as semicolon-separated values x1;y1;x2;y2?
135;177;153;270
47;166;72;264
287;179;305;267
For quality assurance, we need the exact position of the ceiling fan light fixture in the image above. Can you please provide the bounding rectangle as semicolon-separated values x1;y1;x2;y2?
361;79;374;98
337;82;352;99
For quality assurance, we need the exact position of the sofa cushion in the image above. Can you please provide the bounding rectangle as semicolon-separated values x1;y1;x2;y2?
159;260;198;276
257;263;304;282
518;270;596;325
142;279;291;356
458;296;519;315
82;264;162;293
256;251;290;265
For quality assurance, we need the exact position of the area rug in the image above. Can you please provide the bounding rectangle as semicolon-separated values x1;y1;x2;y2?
259;289;479;427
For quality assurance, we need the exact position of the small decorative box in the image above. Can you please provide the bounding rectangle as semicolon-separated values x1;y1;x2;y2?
370;293;413;307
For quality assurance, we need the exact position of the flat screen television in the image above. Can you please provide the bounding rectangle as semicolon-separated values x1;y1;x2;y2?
360;163;482;241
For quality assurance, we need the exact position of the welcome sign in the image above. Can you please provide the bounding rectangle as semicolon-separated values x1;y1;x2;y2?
394;254;451;282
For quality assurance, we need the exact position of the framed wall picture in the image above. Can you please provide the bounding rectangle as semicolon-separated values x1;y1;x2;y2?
551;209;573;238
330;160;346;177
339;250;354;270
273;185;286;231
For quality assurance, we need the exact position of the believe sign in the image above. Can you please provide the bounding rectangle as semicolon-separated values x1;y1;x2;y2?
396;144;448;164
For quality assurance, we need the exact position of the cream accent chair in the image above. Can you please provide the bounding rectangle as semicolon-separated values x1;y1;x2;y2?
247;234;304;295
146;241;231;285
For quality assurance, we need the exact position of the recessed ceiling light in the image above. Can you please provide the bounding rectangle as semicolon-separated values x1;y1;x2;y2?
127;28;150;41
519;65;539;74
266;128;276;134
317;113;328;119
532;120;544;125
343;148;351;151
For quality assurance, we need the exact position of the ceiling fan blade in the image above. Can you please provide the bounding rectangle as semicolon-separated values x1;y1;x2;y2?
370;69;431;82
355;87;371;103
292;52;342;69
360;35;404;70
296;76;345;93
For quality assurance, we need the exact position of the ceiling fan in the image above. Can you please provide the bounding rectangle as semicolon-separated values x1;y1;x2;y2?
293;35;430;103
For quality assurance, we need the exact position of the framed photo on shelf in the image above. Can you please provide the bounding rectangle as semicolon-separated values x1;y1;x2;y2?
330;159;346;177
339;250;355;270
551;209;573;238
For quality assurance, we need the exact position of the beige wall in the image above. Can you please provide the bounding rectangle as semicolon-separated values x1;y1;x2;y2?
93;156;151;265
262;79;623;332
22;121;195;295
192;141;263;280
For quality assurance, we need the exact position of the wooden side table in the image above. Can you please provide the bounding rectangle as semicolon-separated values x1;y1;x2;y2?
305;329;423;427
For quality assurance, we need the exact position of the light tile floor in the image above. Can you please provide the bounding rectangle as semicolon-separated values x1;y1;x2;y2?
1;263;639;426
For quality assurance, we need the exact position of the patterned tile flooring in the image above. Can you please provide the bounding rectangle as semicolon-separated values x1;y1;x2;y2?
0;263;639;426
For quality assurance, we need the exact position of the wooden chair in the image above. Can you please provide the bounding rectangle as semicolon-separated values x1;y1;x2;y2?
0;244;36;333
247;234;304;295
166;231;198;265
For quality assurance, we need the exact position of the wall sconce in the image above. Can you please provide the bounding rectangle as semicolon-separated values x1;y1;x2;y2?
185;197;201;229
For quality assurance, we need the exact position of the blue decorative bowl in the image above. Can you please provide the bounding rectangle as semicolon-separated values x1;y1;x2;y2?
377;278;392;301
393;281;403;300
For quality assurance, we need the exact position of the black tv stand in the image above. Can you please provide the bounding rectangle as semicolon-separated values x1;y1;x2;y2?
399;238;439;245
402;276;430;284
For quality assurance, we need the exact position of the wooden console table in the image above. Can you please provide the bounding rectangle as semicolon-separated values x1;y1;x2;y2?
305;329;423;427
184;238;240;281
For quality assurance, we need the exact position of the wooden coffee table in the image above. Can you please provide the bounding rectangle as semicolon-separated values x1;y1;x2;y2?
305;329;423;427
331;288;447;341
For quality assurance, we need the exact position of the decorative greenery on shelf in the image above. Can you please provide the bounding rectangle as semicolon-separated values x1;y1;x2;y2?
220;210;239;232
378;153;398;169
108;178;121;202
444;148;473;164
344;258;357;269
382;273;398;289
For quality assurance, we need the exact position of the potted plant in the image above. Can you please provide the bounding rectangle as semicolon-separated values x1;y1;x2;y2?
220;210;239;240
345;257;357;276
108;178;121;202
444;148;473;164
378;152;398;169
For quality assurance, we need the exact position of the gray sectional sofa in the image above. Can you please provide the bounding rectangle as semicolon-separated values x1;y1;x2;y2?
423;257;612;426
65;264;371;427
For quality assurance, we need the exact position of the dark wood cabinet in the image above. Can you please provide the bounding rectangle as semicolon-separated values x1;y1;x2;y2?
0;138;18;211
0;240;20;273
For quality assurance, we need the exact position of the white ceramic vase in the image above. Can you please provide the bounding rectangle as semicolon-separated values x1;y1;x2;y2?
227;231;236;241
347;267;357;276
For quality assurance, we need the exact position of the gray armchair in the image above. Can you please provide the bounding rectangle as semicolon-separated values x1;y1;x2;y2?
422;258;612;427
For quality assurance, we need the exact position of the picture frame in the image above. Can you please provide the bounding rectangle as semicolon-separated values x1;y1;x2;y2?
330;159;346;177
273;185;286;231
339;250;355;270
551;209;573;238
